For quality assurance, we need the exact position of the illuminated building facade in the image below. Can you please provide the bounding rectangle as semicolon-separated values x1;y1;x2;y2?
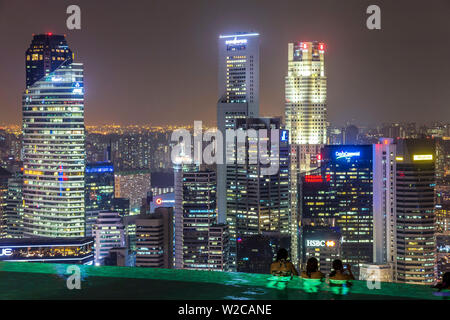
178;168;218;270
217;32;260;224
436;234;450;281
22;34;85;237
85;162;115;236
135;207;173;268
0;168;11;238
114;169;151;213
436;186;450;234
93;211;126;265
112;197;130;217
301;145;373;274
302;226;341;275
373;138;397;266
4;170;23;238
217;32;259;108
285;41;327;145
150;192;174;213
373;138;438;284
394;139;436;284
208;223;230;271
25;34;73;88
289;145;301;267
111;134;151;170
0;237;93;264
226;118;290;270
298;144;323;173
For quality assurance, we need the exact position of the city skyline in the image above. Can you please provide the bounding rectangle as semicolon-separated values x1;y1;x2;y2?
1;0;450;127
0;1;449;304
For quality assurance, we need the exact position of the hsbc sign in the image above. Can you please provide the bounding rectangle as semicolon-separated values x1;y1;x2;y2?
306;240;336;248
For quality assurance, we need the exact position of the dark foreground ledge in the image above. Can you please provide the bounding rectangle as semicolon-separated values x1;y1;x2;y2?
0;261;446;300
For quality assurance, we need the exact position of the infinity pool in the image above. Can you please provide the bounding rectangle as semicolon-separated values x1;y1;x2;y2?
0;262;447;300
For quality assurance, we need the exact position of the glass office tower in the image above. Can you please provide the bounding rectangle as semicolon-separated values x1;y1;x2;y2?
174;165;227;270
285;41;327;145
85;162;115;236
217;32;260;224
22;34;85;237
301;145;373;275
395;139;436;284
226;117;290;270
25;34;73;88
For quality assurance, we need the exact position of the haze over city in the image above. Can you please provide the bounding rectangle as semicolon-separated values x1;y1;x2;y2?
0;0;450;126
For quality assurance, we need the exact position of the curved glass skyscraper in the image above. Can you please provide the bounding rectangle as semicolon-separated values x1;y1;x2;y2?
22;34;85;237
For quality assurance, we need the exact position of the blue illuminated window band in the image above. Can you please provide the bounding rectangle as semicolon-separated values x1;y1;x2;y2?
86;167;114;173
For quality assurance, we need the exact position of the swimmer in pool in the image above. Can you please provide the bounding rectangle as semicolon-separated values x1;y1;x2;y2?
270;248;299;277
301;257;325;280
329;259;355;281
434;272;450;291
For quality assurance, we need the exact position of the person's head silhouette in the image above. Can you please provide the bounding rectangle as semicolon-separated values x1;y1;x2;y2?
276;248;288;262
306;257;319;277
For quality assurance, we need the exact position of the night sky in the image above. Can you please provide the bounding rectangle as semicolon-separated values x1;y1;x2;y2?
0;0;449;127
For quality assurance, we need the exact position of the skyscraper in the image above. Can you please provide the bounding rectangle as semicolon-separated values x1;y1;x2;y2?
285;41;327;145
217;32;260;224
93;211;126;265
226;117;290;270
301;145;374;274
208;223;230;271
395;139;436;284
4;170;23;238
85;162;115;237
135;207;173;268
25;34;73;88
22;34;85;237
373;138;397;266
177;167;218;270
373;138;437;284
0;168;12;238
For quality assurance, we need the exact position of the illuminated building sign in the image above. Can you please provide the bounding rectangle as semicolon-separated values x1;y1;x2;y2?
306;240;336;247
225;38;248;45
219;33;259;39
281;130;288;142
305;174;331;183
0;248;12;256
154;198;175;206
413;154;433;161
335;151;361;160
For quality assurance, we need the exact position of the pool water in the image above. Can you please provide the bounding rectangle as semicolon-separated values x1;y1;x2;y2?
0;262;447;300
